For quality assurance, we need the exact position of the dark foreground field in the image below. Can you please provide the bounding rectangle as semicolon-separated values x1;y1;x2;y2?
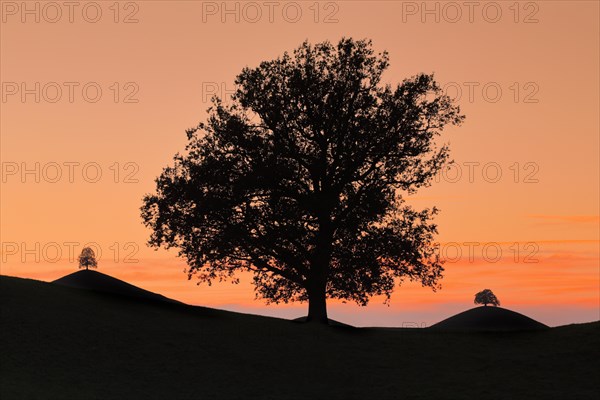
1;275;598;400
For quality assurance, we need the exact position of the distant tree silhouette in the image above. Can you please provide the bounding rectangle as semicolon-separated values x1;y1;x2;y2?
141;38;464;323
78;247;98;270
474;289;500;307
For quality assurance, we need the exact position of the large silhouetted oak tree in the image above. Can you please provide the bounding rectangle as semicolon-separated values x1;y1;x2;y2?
141;38;464;323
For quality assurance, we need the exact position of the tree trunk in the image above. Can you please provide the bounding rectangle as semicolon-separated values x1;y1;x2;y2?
306;282;328;324
306;209;333;324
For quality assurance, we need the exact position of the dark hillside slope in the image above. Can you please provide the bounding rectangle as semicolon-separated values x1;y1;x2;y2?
1;275;598;400
53;269;180;304
431;306;548;331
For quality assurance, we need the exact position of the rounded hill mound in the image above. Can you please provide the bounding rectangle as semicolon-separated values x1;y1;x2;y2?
431;306;548;331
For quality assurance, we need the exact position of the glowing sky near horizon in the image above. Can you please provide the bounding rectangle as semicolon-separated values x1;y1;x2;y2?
1;1;598;327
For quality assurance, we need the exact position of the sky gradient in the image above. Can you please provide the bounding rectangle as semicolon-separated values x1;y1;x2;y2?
1;0;598;327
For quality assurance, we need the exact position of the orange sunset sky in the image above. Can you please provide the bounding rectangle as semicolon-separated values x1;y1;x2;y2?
1;0;598;326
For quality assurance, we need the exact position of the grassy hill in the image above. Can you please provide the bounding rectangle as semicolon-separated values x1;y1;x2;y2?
431;305;549;331
1;275;598;399
53;269;182;304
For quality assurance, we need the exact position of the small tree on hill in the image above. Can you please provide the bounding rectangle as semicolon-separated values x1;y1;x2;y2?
474;289;500;307
78;247;98;270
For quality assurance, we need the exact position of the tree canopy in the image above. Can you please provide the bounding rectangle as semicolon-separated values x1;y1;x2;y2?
141;38;464;322
474;289;500;307
78;247;98;270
